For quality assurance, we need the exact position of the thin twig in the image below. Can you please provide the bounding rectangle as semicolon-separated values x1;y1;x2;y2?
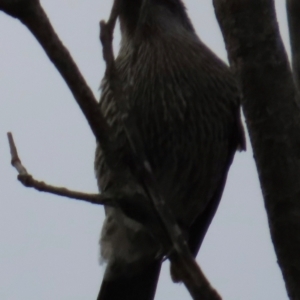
7;132;28;175
7;132;107;205
17;174;107;205
99;0;119;75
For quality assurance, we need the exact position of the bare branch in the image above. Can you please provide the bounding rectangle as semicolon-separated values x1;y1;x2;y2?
7;132;106;205
213;0;300;299
99;0;119;74
169;254;220;300
7;132;28;175
0;0;112;151
17;174;107;205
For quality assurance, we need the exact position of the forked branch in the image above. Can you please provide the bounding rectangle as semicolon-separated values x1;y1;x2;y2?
7;132;107;205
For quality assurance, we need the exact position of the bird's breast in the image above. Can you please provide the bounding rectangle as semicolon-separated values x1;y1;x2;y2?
98;37;237;226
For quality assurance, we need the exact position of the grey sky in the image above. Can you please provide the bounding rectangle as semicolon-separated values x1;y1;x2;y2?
0;1;290;299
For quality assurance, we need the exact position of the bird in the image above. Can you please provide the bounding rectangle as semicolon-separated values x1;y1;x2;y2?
94;0;245;299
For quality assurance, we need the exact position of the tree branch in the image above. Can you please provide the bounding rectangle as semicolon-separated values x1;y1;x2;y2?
286;0;300;91
0;0;112;150
1;1;221;298
213;1;300;299
7;132;107;205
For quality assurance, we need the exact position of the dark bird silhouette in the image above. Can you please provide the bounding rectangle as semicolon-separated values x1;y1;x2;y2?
95;0;245;299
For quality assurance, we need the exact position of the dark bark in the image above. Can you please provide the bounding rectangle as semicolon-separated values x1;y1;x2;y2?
213;1;300;299
286;0;300;91
0;0;112;149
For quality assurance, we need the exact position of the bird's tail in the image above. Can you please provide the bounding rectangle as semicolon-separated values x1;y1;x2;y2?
97;260;162;300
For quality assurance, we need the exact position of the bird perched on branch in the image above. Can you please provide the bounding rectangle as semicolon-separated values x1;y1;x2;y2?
95;0;245;299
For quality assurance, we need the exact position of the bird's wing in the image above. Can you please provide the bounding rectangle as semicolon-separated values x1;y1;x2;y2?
188;109;246;256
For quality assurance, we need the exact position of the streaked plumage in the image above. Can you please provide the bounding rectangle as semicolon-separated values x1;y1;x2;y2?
95;0;245;299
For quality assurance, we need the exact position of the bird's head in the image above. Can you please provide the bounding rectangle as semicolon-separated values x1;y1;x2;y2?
117;0;194;38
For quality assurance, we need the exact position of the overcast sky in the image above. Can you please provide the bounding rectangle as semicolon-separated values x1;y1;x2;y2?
0;1;291;299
